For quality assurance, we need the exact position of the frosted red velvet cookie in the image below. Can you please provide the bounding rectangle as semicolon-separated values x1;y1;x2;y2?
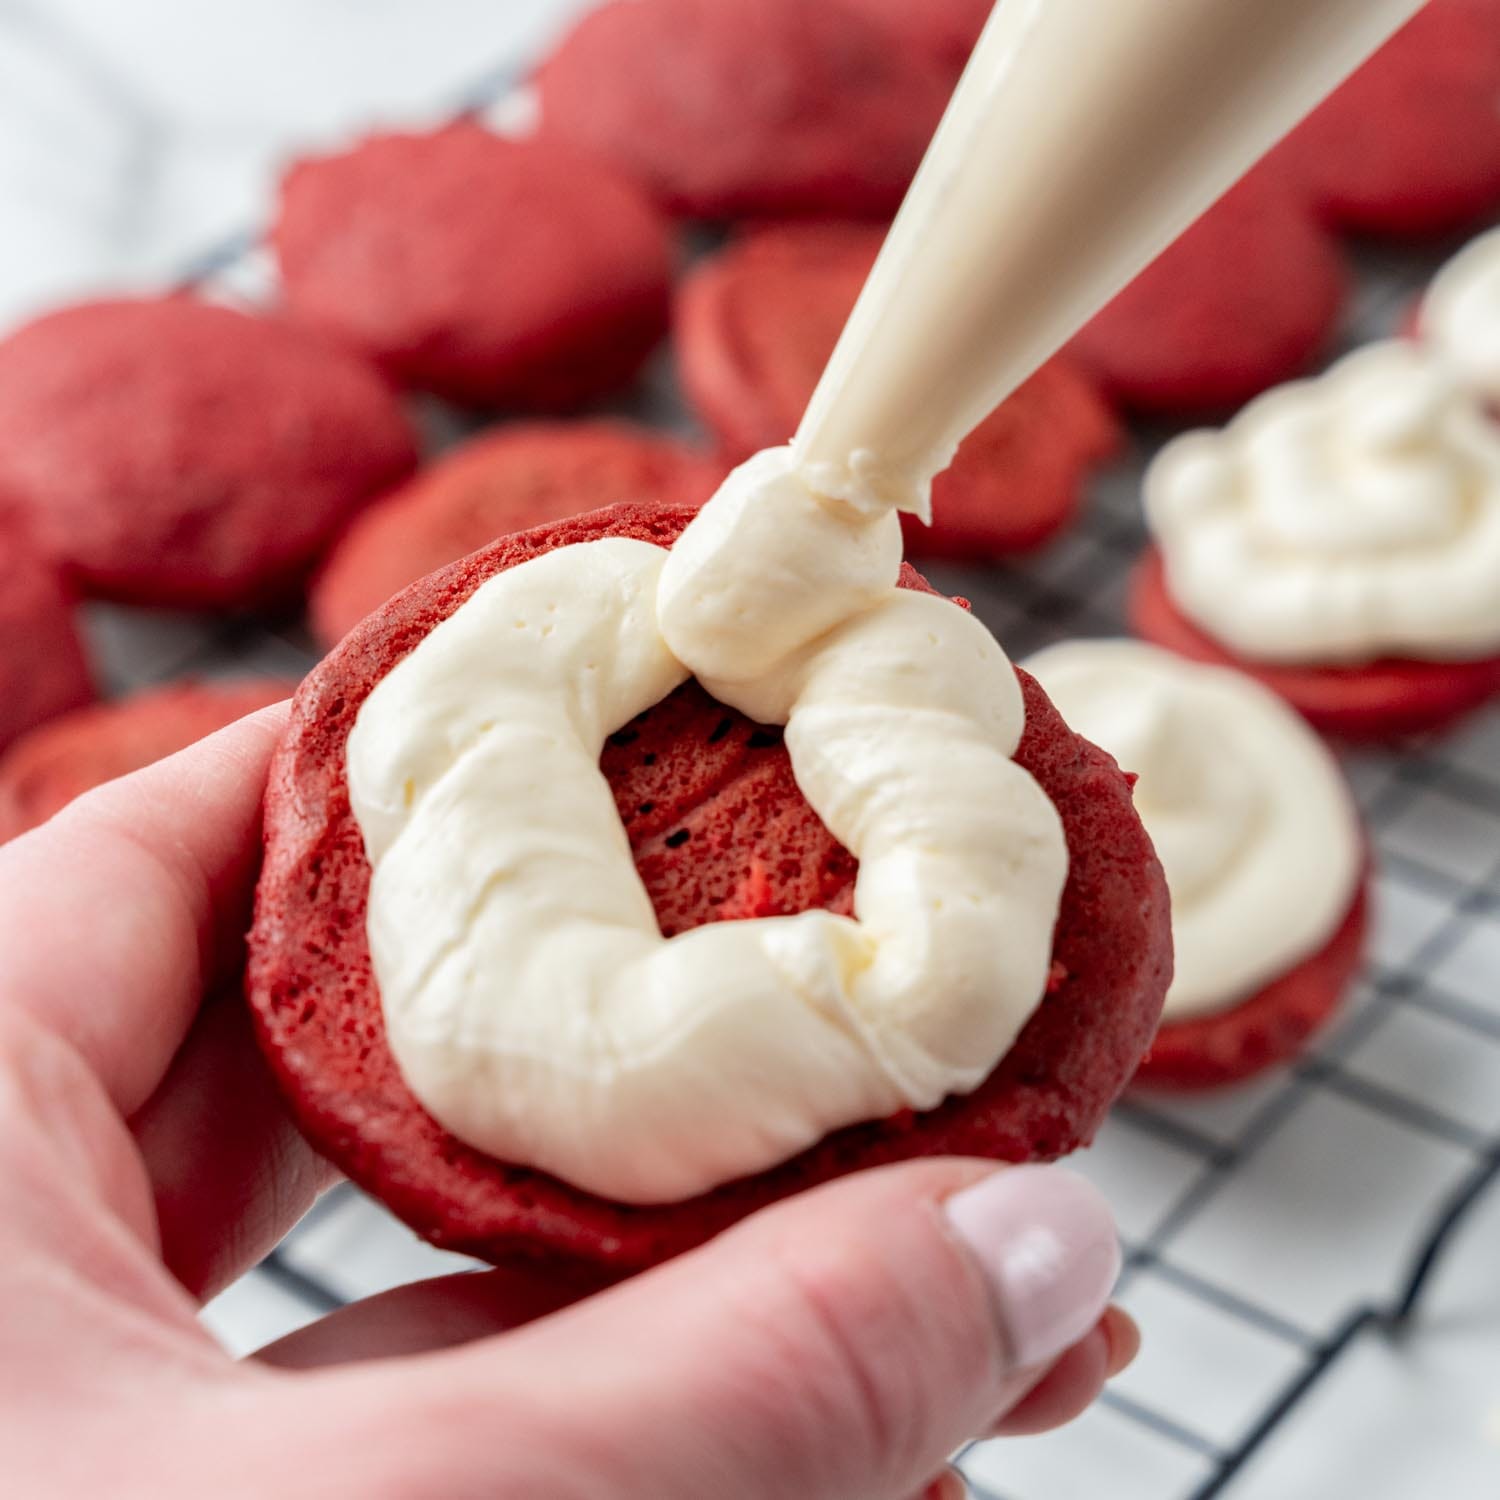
310;422;724;647
0;529;93;754
1068;169;1347;416
676;223;1120;556
274;126;675;408
248;503;1171;1271
1133;341;1500;739
0;679;294;844
533;0;953;219
0;298;417;610
1270;0;1500;238
1026;641;1369;1090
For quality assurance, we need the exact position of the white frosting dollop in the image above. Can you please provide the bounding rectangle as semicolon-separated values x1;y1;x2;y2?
348;448;1067;1204
1024;640;1361;1020
1145;340;1500;663
1422;226;1500;404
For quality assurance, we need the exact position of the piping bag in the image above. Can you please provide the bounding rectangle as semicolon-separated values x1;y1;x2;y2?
792;0;1427;521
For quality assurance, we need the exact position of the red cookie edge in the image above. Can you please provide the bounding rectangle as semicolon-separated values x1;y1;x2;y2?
1130;549;1500;740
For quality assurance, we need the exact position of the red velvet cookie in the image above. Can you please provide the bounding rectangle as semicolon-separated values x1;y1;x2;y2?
248;502;1171;1273
274;126;675;408
834;0;990;75
1270;0;1500;238
1130;549;1500;739
0;298;417;610
0;679;294;844
533;0;953;220
0;529;93;754
310;422;724;647
1068;169;1348;416
676;223;1121;557
1135;882;1369;1091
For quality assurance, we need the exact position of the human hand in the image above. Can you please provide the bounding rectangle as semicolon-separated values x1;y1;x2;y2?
0;703;1136;1499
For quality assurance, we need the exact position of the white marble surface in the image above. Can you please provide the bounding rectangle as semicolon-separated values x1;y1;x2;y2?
0;0;588;329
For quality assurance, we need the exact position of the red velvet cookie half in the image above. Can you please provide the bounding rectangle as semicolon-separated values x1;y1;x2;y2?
1131;549;1500;740
533;0;953;220
0;679;295;844
0;526;93;755
249;502;1171;1273
676;223;1121;558
274;126;675;409
0;297;417;610
1269;0;1500;239
833;0;990;76
310;422;725;648
1068;169;1347;417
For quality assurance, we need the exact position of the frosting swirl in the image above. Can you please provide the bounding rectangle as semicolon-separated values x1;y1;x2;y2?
349;449;1067;1203
1422;226;1500;404
1145;340;1500;663
1025;640;1361;1020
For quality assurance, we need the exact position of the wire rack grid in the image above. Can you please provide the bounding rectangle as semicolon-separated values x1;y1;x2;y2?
85;59;1499;1500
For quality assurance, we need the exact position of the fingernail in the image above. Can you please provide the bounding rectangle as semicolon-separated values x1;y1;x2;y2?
944;1165;1121;1369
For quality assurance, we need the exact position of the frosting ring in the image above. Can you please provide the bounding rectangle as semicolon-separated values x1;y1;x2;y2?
349;523;1066;1203
1025;639;1361;1021
1145;340;1500;664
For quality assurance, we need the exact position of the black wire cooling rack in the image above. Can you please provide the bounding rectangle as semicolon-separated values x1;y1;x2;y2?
99;51;1500;1500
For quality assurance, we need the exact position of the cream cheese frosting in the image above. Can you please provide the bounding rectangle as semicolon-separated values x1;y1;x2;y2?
1024;640;1361;1020
1421;226;1500;405
1145;340;1500;664
349;449;1067;1203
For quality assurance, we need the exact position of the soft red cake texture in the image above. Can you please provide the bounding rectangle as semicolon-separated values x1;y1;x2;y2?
1270;0;1500;238
310;422;725;647
834;0;990;74
249;503;1172;1272
0;298;417;610
0;528;93;754
1131;550;1500;740
1068;169;1348;416
274;125;675;408
0;679;295;844
1135;882;1369;1091
676;223;1121;557
533;0;953;220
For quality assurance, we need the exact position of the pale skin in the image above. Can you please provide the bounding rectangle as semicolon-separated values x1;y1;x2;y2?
0;703;1137;1499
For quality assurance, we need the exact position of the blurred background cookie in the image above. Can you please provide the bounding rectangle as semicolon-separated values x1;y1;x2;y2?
833;0;990;76
310;421;724;645
1271;0;1500;238
0;529;93;754
533;0;952;219
677;222;1120;557
0;297;418;610
274;125;675;408
0;678;295;844
1068;169;1348;416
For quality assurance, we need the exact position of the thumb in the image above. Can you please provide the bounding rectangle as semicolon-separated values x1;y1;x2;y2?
309;1159;1120;1500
